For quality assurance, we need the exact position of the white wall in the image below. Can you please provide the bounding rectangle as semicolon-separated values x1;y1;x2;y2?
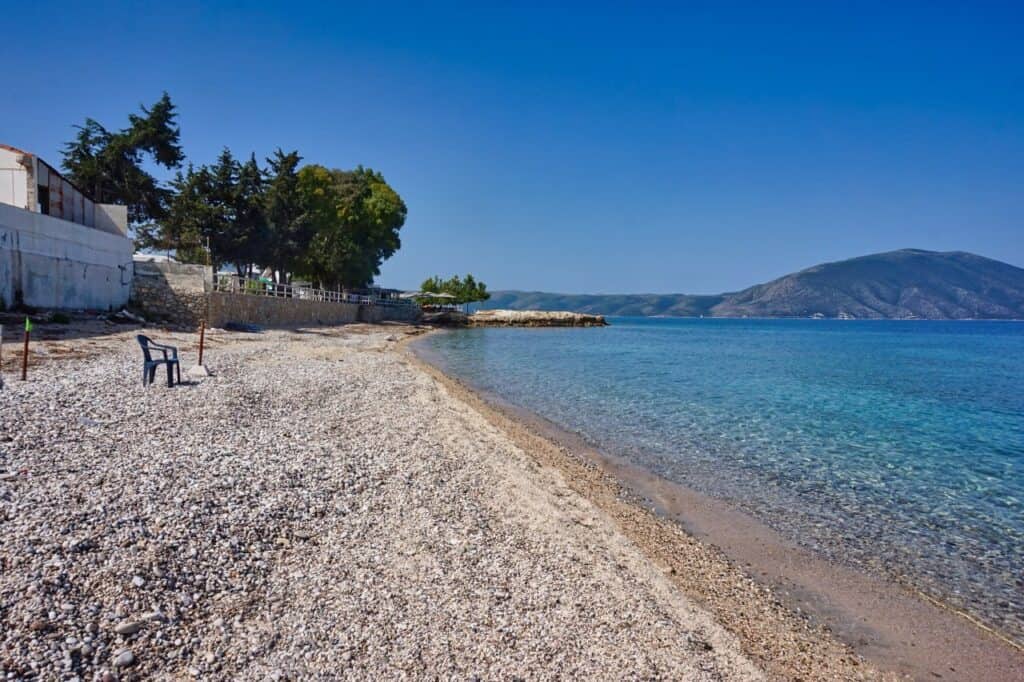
0;202;133;310
0;147;29;211
95;203;128;236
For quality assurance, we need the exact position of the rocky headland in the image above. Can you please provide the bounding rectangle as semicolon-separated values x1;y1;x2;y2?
469;309;607;327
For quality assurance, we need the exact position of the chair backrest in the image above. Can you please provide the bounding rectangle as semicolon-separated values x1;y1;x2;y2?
136;335;154;362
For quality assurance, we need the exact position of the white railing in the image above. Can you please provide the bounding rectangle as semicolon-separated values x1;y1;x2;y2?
213;275;416;308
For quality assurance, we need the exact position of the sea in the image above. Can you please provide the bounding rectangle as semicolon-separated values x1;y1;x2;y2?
415;317;1024;641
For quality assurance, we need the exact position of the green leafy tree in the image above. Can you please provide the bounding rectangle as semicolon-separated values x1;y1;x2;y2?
332;167;406;287
421;274;490;307
296;165;348;288
59;98;409;283
295;165;407;289
61;93;184;240
461;274;489;305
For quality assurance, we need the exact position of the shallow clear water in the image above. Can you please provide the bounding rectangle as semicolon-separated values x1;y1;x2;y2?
417;318;1024;639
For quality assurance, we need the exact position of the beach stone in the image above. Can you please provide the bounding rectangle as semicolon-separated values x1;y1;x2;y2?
114;620;144;635
112;649;135;668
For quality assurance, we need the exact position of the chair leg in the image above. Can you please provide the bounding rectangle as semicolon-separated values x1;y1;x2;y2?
166;363;174;387
149;365;158;386
142;365;149;387
175;362;181;384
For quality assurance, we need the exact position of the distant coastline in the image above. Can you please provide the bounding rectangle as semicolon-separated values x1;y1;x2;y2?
482;248;1024;320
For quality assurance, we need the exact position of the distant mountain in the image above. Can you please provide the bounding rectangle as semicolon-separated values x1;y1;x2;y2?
482;250;1024;319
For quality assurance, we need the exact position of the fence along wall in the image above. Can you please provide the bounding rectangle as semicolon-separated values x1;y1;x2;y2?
131;265;419;329
207;292;361;327
0;202;133;310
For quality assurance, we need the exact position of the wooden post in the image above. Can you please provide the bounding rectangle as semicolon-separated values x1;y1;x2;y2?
198;320;206;366
21;320;30;381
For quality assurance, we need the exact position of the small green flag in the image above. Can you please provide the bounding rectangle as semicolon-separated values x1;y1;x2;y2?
25;317;32;333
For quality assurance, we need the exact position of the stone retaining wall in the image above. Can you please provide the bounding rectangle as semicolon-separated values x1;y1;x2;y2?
132;262;419;329
208;292;361;328
358;304;421;324
131;261;211;328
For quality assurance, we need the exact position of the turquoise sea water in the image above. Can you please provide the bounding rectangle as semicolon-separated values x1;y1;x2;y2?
417;318;1024;640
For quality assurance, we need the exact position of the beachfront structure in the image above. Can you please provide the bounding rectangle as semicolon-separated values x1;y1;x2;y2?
0;145;128;235
0;144;133;310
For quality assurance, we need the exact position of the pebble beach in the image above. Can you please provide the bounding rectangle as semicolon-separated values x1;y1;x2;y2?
0;322;936;679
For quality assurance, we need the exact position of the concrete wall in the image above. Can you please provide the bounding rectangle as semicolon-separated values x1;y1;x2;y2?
95;204;128;236
0;202;133;310
132;260;212;328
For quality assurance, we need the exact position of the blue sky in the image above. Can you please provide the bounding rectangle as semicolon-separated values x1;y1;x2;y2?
3;1;1022;293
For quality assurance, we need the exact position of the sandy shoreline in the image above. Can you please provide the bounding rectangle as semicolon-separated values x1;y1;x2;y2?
1;320;1020;680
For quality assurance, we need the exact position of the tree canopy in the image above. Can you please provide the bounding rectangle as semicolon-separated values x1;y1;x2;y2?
296;166;407;289
421;274;490;305
61;95;408;289
161;150;269;273
61;92;184;231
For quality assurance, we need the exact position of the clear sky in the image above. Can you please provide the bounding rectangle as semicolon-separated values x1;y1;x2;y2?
3;1;1022;293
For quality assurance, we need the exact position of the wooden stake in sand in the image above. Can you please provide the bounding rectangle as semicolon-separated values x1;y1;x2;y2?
187;319;211;379
21;317;31;381
198;320;206;366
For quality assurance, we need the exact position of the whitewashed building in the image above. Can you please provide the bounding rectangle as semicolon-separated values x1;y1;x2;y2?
0;144;133;310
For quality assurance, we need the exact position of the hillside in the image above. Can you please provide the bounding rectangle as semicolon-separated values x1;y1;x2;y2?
481;250;1024;319
483;291;725;317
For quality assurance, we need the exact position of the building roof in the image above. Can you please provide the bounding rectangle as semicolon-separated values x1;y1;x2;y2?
0;143;33;156
0;142;97;204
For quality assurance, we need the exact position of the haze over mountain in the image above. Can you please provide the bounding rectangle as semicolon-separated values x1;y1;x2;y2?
482;250;1024;320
